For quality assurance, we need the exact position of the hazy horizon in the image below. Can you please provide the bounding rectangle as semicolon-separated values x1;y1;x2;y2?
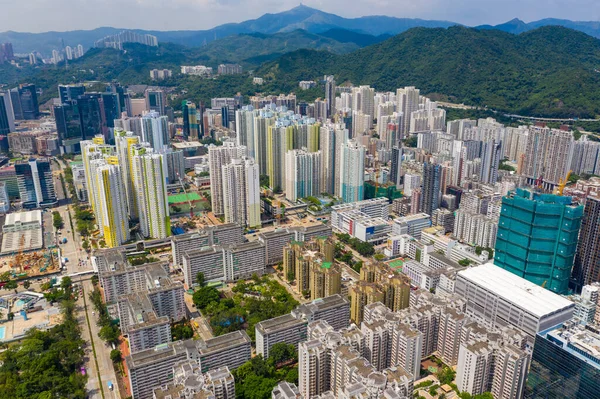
2;0;600;34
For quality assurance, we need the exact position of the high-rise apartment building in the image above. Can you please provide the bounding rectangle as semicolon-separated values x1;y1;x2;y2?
93;157;130;247
325;75;336;117
208;142;247;216
132;146;170;239
15;158;57;208
340;139;365;203
570;195;600;292
494;189;583;294
235;107;256;158
114;130;141;218
320;124;348;196
141;111;169;150
267;125;292;191
396;86;420;135
285;149;321;202
479;139;502;184
350;281;384;324
523;126;573;188
420;162;442;216
221;157;261;228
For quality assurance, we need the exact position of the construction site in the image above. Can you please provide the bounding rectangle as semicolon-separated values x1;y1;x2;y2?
0;209;61;281
0;246;61;281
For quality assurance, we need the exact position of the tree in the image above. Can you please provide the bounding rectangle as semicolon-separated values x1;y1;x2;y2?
91;275;99;285
373;253;385;261
61;276;73;290
269;342;297;365
4;280;17;289
110;349;122;364
23;280;31;289
437;366;456;385
404;135;418;147
286;270;295;282
196;272;206;287
98;325;120;344
458;258;472;267
7;312;14;321
52;211;64;230
193;286;220;310
259;175;270;187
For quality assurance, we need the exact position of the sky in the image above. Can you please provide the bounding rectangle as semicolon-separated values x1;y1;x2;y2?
2;0;600;33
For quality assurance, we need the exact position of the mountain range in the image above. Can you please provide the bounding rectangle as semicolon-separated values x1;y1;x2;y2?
2;23;600;119
3;5;600;56
256;25;600;118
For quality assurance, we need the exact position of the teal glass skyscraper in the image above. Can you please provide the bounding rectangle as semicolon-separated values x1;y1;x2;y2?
494;188;583;294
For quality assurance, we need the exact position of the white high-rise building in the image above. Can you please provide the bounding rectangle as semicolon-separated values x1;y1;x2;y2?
209;142;248;216
132;146;170;239
397;87;420;135
298;339;329;398
523;126;574;188
352;85;375;119
390;323;422;380
320;124;348;197
236;107;256;158
253;112;275;176
340;140;365;203
456;341;494;396
141;112;169;151
285;149;321;202
92;157;130;247
222;157;261;228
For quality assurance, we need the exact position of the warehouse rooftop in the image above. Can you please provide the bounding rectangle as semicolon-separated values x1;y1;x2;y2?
458;262;575;318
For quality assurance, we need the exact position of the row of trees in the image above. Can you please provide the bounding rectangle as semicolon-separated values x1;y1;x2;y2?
89;285;121;345
52;211;64;230
336;233;375;257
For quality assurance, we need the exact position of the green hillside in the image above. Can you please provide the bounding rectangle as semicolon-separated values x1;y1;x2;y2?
258;26;600;118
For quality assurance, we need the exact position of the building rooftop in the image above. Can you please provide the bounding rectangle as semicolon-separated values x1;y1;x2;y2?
458;262;575;318
542;322;600;368
172;141;203;149
125;340;188;369
197;330;251;355
256;313;306;334
393;213;431;223
295;294;349;314
4;210;42;226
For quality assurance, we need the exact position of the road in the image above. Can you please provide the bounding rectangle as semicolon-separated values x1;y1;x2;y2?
438;101;600;123
53;159;120;398
77;277;121;399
